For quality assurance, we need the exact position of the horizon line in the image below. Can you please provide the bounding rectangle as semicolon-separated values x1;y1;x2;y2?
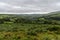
0;12;49;14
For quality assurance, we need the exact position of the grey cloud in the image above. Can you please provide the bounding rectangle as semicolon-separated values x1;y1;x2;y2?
0;0;60;14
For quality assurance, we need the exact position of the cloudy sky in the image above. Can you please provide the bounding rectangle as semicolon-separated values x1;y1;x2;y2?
0;0;60;14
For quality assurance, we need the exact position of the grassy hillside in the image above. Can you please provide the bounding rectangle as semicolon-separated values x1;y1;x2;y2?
0;12;60;40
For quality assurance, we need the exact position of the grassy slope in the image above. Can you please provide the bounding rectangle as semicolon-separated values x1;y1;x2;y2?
0;12;60;40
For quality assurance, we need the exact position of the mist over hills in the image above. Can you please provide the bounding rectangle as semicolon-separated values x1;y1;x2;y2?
0;11;59;25
0;11;60;19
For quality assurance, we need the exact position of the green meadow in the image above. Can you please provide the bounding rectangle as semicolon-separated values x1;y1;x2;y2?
0;13;60;40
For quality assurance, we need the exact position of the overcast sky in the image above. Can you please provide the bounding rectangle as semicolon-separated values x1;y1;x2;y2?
0;0;60;14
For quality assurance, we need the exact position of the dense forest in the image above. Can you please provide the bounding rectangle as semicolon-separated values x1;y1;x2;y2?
0;12;60;40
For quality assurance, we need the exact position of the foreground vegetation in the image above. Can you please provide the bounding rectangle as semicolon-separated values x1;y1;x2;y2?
0;13;60;40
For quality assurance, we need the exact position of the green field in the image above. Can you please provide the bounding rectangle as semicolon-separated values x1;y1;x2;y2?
0;23;60;40
0;13;60;40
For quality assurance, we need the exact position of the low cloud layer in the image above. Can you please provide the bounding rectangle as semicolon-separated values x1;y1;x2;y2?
0;0;60;14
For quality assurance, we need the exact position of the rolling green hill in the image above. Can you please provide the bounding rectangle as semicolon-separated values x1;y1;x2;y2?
0;12;60;40
43;11;60;20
